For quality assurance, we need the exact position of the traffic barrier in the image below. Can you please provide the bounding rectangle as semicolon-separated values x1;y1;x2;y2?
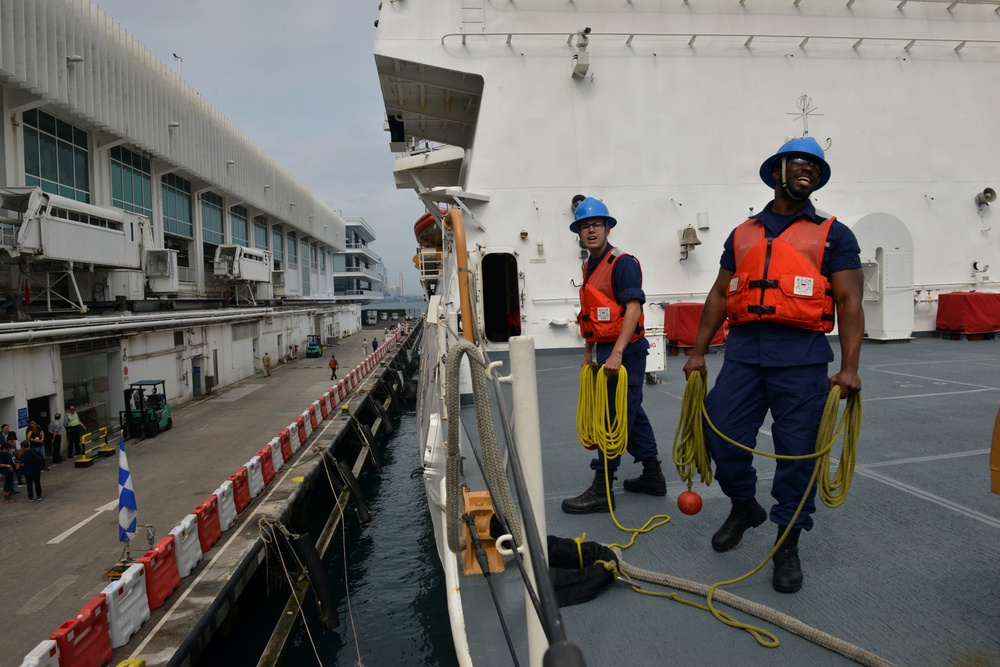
278;429;292;462
100;563;150;648
308;403;318;430
318;395;329;419
229;467;251;514
50;596;113;667
269;438;284;474
139;535;181;610
287;422;301;454
193;494;221;553
301;410;313;438
216;480;237;531
18;639;58;667
294;416;307;448
259;445;275;486
246;456;264;498
170;514;203;578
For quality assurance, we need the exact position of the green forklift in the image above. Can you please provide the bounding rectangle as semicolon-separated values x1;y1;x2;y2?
120;380;173;439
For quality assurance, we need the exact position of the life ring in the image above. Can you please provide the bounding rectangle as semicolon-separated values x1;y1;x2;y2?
414;210;444;248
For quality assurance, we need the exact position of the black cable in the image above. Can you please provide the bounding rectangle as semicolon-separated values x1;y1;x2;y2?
462;513;521;667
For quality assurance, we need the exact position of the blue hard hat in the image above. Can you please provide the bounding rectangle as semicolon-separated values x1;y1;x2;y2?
759;136;831;190
570;197;617;233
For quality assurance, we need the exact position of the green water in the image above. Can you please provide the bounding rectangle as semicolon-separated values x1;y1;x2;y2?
285;410;459;667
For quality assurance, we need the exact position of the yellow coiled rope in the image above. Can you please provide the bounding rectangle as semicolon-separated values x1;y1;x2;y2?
575;363;670;551
668;370;863;646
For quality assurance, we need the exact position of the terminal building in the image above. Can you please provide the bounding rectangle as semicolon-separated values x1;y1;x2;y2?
0;0;383;435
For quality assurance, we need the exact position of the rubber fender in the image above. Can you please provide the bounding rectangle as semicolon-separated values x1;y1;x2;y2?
289;532;340;630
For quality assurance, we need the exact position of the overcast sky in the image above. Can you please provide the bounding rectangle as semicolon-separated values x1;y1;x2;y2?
94;0;423;296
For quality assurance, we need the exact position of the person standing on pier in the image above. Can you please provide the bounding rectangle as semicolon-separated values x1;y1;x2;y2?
682;137;864;593
262;351;271;377
329;354;339;380
562;197;665;514
64;406;83;458
363;339;369;357
48;413;64;464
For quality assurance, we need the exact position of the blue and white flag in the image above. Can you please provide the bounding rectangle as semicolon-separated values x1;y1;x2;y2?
118;436;137;543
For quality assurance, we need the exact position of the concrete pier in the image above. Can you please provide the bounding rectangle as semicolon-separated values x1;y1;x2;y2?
3;324;414;667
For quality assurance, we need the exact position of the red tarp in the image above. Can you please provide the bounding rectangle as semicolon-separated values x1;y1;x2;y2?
936;292;1000;333
664;302;726;347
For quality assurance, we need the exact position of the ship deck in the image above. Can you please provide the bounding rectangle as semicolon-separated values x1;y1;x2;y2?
459;335;1000;667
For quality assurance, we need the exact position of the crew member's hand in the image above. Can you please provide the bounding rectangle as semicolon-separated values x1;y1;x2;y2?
582;348;594;367
604;349;623;376
830;370;861;398
683;353;708;378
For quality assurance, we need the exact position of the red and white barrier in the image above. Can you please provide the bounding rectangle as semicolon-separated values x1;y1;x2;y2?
259;446;275;486
193;494;221;553
18;640;58;667
100;563;150;648
270;438;284;473
229;467;251;514
246;456;264;498
139;535;181;610
301;411;313;438
278;429;293;462
318;395;329;419
50;596;113;667
292;418;305;451
170;514;203;578
307;403;318;431
215;480;237;531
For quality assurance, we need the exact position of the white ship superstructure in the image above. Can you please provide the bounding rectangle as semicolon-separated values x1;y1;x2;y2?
377;0;1000;348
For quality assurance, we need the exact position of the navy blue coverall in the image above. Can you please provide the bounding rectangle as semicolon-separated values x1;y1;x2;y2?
704;201;861;530
585;245;659;474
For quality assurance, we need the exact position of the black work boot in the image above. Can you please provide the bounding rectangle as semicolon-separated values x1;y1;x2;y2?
561;469;616;514
623;459;667;496
772;526;803;593
711;498;767;552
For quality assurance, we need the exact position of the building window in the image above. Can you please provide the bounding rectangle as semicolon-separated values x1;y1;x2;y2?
287;231;298;265
161;173;193;238
320;248;326;272
271;225;284;261
110;147;152;219
23;109;90;202
201;192;224;245
253;219;268;250
231;205;249;246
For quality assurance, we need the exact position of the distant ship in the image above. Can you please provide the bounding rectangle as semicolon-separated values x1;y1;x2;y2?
374;2;1000;665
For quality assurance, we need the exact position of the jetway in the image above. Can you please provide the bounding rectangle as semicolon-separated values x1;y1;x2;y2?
214;245;273;305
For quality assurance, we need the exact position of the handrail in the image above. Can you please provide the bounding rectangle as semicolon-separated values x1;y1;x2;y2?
444;208;477;344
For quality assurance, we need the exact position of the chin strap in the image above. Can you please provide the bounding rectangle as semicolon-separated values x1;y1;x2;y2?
779;157;809;201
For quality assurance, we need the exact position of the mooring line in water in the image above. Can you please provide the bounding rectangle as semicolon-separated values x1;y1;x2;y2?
259;517;323;666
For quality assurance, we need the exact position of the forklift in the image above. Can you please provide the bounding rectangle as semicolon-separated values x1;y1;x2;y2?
120;380;173;440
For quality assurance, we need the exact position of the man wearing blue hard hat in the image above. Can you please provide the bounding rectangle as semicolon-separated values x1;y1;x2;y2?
683;137;864;593
563;196;665;514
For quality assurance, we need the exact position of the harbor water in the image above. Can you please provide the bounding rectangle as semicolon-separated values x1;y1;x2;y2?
286;409;459;666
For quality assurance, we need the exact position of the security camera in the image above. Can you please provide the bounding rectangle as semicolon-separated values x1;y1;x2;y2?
583;27;591;34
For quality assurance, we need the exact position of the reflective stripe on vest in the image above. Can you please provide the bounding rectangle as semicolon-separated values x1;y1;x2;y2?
726;216;836;333
577;248;646;344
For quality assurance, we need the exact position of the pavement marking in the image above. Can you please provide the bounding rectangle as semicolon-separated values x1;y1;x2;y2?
854;466;1000;530
18;575;79;615
47;499;118;544
857;449;991;469
863;387;999;402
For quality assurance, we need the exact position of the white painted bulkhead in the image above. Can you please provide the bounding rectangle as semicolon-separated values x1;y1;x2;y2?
377;0;1000;346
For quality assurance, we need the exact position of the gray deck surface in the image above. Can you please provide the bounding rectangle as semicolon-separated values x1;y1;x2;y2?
1;327;391;667
458;336;1000;667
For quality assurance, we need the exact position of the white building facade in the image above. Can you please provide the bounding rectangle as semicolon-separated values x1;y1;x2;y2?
0;0;382;435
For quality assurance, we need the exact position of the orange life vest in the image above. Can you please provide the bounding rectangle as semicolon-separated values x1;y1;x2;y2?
578;248;645;344
726;216;836;333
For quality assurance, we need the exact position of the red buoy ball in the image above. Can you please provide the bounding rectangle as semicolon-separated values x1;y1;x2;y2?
677;490;703;516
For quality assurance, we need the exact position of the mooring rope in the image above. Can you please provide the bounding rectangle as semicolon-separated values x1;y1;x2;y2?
613;549;897;667
443;338;522;553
